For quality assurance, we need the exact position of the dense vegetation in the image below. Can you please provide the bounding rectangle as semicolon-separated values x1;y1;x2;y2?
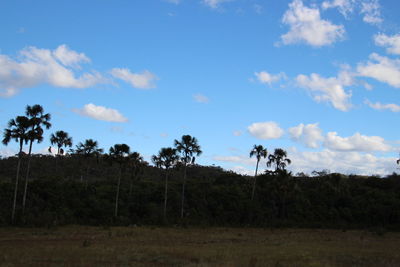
1;104;400;229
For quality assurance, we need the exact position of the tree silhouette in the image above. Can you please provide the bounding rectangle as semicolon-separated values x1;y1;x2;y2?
174;135;202;219
152;147;179;220
22;104;51;216
2;115;30;223
50;130;73;172
267;148;291;173
75;139;103;184
249;144;267;201
109;144;130;218
127;151;144;196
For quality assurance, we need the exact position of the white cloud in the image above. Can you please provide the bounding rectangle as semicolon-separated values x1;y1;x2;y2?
288;148;396;175
0;148;17;157
0;45;107;97
193;93;209;103
213;155;256;167
374;34;400;55
324;132;391;152
202;0;231;9
288;123;324;148
357;53;400;88
73;103;128;123
322;0;355;18
281;0;345;47
254;71;286;85
360;0;382;25
296;70;353;111
365;100;400;112
248;121;284;140
110;68;158;89
233;130;242;136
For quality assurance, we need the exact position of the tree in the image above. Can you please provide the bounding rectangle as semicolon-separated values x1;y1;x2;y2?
22;104;51;216
108;144;130;218
152;147;179;220
2;116;30;223
127;151;144;196
75;139;103;184
50;130;73;172
267;148;291;172
174;135;202;219
249;145;267;201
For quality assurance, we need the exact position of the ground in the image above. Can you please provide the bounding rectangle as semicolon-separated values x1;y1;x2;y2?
0;226;399;266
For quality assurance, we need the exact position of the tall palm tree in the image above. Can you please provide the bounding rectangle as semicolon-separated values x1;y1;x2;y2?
128;152;144;196
22;104;51;215
174;135;202;219
249;145;267;201
50;130;73;172
267;148;291;172
2;115;31;223
75;139;103;184
152;147;179;220
109;144;130;218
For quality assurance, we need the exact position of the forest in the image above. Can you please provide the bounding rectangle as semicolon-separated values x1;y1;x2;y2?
1;104;400;230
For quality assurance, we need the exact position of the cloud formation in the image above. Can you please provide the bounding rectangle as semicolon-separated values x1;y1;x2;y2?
193;93;209;103
357;53;400;88
110;68;158;89
73;103;128;122
323;132;391;152
374;34;400;55
248;121;284;140
254;71;286;85
288;123;324;148
281;0;345;47
365;100;400;112
202;0;231;9
0;45;106;97
296;70;353;111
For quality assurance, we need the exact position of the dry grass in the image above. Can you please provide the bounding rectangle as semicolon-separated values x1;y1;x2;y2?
0;226;399;266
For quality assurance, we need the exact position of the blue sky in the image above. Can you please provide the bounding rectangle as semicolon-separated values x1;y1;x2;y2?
1;0;400;175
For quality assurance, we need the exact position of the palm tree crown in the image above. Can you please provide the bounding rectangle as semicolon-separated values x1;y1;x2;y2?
75;139;103;157
50;130;73;155
2;116;31;149
154;147;179;170
174;135;202;164
267;148;291;172
250;145;268;164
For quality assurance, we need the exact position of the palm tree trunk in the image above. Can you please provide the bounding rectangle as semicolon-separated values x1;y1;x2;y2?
163;170;169;220
115;166;122;218
180;163;187;219
22;140;33;216
251;159;260;201
12;142;23;224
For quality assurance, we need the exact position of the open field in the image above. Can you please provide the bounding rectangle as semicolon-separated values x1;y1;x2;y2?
0;226;399;266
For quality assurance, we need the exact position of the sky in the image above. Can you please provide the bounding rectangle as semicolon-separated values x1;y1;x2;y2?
1;0;400;176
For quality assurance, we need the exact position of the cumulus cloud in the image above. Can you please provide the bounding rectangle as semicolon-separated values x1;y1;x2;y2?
213;155;256;167
322;0;355;17
288;123;324;148
193;94;209;103
357;53;400;88
0;45;107;97
254;71;286;85
360;0;382;25
202;0;232;9
73;103;128;123
288;149;396;175
281;0;345;47
324;132;391;152
110;68;158;89
296;70;353;111
374;34;400;55
365;100;400;112
248;121;284;140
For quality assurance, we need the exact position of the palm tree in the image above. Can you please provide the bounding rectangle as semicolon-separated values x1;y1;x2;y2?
22;104;51;215
249;145;267;201
109;144;130;218
152;147;179;220
267;148;292;172
174;135;202;219
127;151;144;196
49;130;73;172
75;139;103;184
2;115;31;223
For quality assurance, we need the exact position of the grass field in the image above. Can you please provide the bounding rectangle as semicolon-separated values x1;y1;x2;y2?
0;226;399;266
